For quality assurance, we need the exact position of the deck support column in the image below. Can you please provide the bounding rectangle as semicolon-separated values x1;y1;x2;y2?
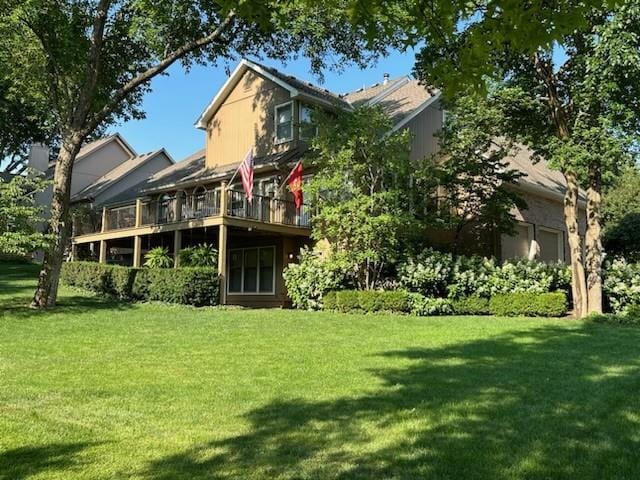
99;240;107;264
218;223;228;305
135;199;143;227
174;230;182;268
133;235;142;268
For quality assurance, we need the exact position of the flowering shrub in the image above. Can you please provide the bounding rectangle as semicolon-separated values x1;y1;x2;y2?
485;259;571;297
399;249;571;300
408;294;453;316
604;259;640;314
283;247;351;310
398;248;454;296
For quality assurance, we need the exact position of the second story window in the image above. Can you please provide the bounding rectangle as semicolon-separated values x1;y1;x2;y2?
275;102;293;143
299;104;317;141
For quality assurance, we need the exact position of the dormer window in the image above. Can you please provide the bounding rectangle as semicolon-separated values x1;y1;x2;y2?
275;102;293;143
299;104;317;141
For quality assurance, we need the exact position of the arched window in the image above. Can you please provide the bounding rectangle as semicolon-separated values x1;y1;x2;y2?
157;193;175;224
192;186;207;217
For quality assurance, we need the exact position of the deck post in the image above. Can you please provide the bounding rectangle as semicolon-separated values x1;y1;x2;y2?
133;235;142;268
218;223;228;305
173;230;182;268
101;207;108;233
99;240;107;264
219;182;228;216
135;198;143;227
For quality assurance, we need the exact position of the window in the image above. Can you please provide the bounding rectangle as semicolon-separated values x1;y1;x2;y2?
228;246;276;294
275;102;293;143
538;227;564;262
501;223;534;260
299;104;317;140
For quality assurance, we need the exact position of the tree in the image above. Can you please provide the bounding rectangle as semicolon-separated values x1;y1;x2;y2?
307;105;419;289
0;0;395;307
413;2;640;317
603;166;640;261
419;93;526;253
0;170;53;256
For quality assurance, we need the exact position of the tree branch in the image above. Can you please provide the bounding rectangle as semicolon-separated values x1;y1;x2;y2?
72;0;112;128
85;9;236;134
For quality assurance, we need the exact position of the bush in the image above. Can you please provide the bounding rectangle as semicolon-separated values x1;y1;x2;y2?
144;247;173;268
323;290;411;313
451;296;491;315
489;292;567;317
486;259;571;296
408;294;453;316
283;247;351;310
179;244;218;267
447;256;496;299
61;262;219;306
603;259;640;314
398;248;453;296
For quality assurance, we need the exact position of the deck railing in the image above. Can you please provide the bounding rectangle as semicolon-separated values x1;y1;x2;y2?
82;188;311;235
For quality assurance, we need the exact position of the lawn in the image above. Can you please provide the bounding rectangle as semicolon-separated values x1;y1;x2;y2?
1;262;640;479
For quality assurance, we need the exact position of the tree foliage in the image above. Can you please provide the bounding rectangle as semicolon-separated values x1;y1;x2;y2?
0;170;52;256
419;93;526;251
603;166;640;261
307;105;419;289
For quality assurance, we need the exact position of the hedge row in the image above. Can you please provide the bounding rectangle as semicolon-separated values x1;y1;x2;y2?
323;290;410;313
323;290;567;317
61;261;219;307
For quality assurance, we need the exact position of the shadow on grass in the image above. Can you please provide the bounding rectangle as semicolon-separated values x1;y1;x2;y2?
1;261;133;319
142;323;640;479
0;442;100;480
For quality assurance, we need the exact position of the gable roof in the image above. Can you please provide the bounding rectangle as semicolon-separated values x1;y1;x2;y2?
71;149;174;203
47;133;137;172
195;59;352;129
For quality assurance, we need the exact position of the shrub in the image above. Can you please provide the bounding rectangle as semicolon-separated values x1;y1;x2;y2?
451;296;491;315
489;292;567;317
283;247;350;310
408;294;453;316
603;259;640;314
323;290;411;313
144;247;173;268
447;256;496;299
61;262;219;306
398;248;454;296
179;244;218;267
323;291;337;310
335;290;361;312
486;259;570;296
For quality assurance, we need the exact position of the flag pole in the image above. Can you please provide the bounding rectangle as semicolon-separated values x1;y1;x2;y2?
278;160;302;191
226;147;252;189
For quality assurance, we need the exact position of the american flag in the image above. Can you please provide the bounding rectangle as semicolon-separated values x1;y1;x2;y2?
239;147;254;203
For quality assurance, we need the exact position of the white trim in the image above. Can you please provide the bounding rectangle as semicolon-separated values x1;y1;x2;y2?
195;59;301;130
501;221;535;261
274;101;294;144
390;91;442;133
367;77;410;106
227;245;277;295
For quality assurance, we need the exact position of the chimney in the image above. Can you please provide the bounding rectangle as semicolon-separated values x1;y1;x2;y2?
383;73;390;85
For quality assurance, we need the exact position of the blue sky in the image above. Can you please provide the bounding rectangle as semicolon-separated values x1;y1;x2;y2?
110;49;420;161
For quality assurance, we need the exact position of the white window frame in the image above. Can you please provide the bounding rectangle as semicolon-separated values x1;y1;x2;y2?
227;246;277;295
501;221;534;260
274;101;294;144
537;226;565;262
298;103;318;140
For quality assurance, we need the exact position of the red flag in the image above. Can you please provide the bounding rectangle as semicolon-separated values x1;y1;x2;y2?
239;148;254;203
287;161;304;209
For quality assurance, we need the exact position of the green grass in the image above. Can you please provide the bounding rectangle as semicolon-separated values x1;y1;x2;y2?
1;261;640;479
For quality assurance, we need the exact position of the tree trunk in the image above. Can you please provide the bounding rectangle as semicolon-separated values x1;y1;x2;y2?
31;133;83;308
585;163;603;314
564;170;588;318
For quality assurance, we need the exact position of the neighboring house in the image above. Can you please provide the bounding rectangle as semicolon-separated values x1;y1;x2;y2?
69;59;586;307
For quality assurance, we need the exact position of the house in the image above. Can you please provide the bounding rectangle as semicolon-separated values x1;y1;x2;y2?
69;59;586;307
